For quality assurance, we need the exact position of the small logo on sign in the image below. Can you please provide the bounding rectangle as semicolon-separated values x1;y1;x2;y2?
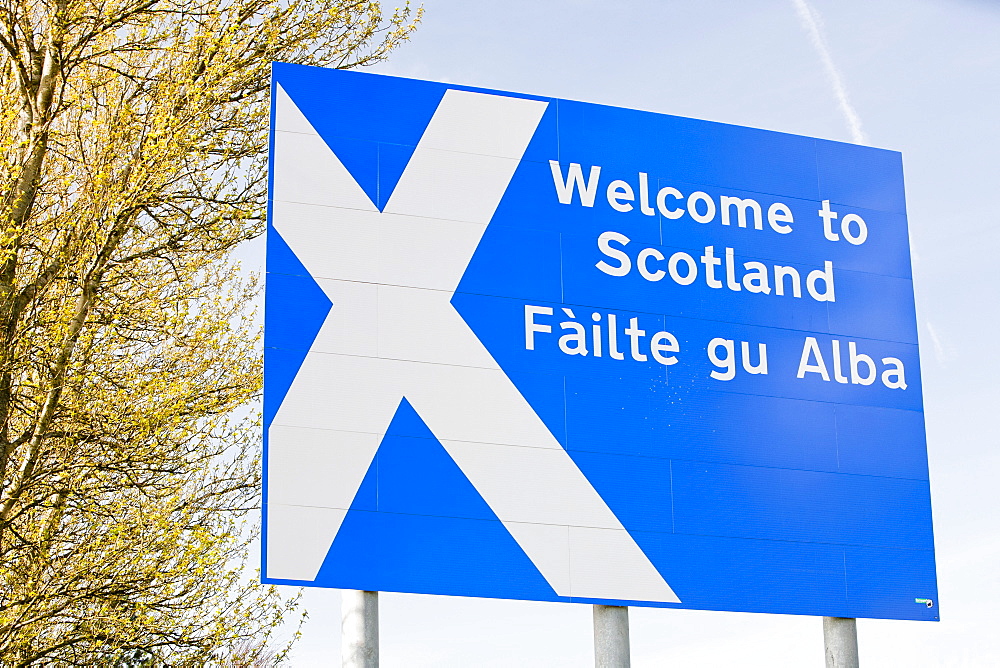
915;598;934;608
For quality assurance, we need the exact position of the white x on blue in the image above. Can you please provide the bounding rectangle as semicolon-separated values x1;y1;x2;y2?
266;83;679;604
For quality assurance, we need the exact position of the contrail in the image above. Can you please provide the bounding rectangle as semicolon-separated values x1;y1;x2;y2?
791;0;869;145
925;321;950;367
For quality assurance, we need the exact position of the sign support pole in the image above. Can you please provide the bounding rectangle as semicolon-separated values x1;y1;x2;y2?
342;590;379;667
593;604;630;667
823;616;859;667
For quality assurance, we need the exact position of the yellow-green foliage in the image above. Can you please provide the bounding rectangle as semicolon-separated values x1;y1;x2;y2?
0;1;420;664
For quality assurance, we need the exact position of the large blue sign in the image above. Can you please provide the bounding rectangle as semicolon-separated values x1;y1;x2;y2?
263;62;937;621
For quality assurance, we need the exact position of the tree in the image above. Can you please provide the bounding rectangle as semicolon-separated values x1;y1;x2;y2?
0;0;420;663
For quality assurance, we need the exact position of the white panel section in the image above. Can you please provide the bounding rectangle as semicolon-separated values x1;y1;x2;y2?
568;526;680;603
377;285;497;368
440;441;620;529
271;201;381;284
405;364;559;449
377;212;487;292
274;84;319;136
271;131;376;212
271;85;376;212
266;504;346;581
267;425;380;509
272;131;377;211
383;90;547;224
311;279;379;358
503;522;571;597
271;353;402;435
384;149;523;225
410;89;548;159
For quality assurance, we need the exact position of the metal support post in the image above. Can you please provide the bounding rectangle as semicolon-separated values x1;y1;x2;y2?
823;616;859;668
342;590;378;668
593;604;630;668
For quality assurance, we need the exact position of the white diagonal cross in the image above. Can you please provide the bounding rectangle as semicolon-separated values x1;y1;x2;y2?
266;84;679;603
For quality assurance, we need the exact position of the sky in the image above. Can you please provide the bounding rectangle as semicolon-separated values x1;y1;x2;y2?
271;1;1000;664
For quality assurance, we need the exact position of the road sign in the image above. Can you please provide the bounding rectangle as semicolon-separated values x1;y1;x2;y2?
263;62;937;621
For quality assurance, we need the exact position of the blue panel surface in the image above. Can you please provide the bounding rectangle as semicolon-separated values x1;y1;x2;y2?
264;63;937;621
314;400;558;600
262;227;331;428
